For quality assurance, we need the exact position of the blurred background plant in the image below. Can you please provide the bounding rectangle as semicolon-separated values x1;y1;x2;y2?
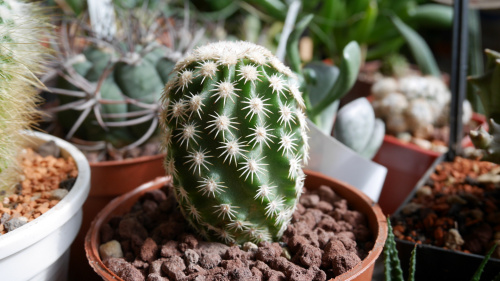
40;0;213;162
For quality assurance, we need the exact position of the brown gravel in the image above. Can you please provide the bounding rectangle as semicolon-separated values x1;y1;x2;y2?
98;184;374;281
0;145;78;235
392;157;500;258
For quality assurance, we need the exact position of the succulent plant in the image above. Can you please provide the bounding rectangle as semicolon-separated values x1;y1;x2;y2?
371;75;472;141
469;49;500;164
386;218;500;281
160;41;309;245
45;5;205;156
0;0;51;194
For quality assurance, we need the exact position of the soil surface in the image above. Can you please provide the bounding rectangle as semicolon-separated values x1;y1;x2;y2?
0;141;78;235
98;182;374;281
392;157;500;258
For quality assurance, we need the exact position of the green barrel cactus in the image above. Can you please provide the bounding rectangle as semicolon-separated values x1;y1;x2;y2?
160;41;309;245
0;0;50;194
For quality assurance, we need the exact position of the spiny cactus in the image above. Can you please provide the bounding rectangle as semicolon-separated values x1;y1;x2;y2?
160;41;309;245
0;0;51;194
469;49;500;164
47;7;204;154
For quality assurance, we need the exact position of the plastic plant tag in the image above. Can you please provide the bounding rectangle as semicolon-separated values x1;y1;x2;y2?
88;0;116;41
305;119;387;202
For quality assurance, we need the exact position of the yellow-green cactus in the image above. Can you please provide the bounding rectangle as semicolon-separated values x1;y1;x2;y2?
160;41;309;245
0;0;51;194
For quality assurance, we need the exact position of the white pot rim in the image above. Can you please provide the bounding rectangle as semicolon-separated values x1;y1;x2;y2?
0;131;91;259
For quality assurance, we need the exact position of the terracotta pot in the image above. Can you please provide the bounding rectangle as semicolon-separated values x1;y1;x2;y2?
69;154;165;280
374;113;486;215
85;170;388;281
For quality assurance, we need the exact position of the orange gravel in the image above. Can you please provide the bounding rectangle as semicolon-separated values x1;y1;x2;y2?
0;148;78;234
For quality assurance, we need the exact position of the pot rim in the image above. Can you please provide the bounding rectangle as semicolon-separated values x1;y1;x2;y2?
85;170;387;281
89;153;165;168
0;131;91;259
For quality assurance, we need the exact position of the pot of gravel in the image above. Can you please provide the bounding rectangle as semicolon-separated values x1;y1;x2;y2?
86;170;387;281
0;131;91;280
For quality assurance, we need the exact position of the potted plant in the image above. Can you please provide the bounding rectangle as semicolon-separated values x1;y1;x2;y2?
0;1;90;279
41;2;212;276
84;40;388;281
368;73;486;214
388;49;500;280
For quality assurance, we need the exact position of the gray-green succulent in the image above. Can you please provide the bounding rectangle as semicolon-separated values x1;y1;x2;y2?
469;49;500;164
160;41;309;245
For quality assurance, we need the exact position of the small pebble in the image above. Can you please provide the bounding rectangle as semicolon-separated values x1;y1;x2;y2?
242;242;258;252
51;189;69;200
36;141;60;158
99;240;124;260
4;216;28;232
59;178;76;191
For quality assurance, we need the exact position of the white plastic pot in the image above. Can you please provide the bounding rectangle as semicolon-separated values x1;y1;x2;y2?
0;131;91;281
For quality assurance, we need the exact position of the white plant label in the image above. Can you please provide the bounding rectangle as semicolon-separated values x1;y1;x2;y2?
87;0;116;40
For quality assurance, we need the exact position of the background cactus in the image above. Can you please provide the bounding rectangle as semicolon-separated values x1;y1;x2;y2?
44;4;205;156
371;75;473;150
469;49;500;164
160;41;309;245
0;0;51;194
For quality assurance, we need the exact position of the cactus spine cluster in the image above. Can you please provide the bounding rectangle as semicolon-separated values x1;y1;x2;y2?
469;49;500;164
160;41;309;245
0;0;50;193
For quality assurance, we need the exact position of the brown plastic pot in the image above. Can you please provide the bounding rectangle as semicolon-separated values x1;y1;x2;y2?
374;113;486;215
69;154;165;280
85;170;388;281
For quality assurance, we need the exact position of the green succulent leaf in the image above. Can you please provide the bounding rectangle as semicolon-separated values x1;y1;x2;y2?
310;41;361;118
389;14;440;77
409;4;453;29
303;61;340;133
470;243;498;281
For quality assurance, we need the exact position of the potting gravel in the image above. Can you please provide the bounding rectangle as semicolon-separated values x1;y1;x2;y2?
0;141;78;235
98;182;374;281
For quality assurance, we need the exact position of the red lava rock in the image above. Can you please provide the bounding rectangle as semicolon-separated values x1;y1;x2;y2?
100;223;114;243
140;238;158;263
316;228;335;248
186;263;206;275
317;216;341;232
104;258;145;281
322;239;347;268
144;189;168;203
230;266;254;280
146;273;168;281
295;203;306;215
99;186;373;280
142;200;158;215
184;249;200;265
265;270;287;281
161;256;186;280
300;194;320;207
179;234;199;252
199;252;221;269
160;241;181;258
318;185;337;202
316;201;334;213
288;235;309;252
119;217;148;240
149;260;164;274
132;258;149;270
293;243;322;267
331;252;362;276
